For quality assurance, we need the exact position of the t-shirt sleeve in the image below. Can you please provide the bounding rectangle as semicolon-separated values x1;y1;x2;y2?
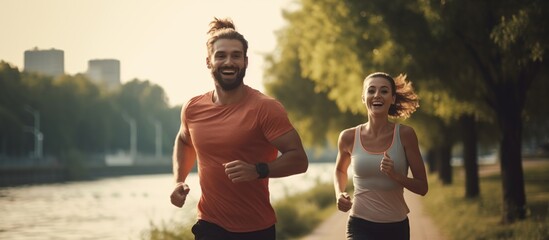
259;99;294;142
180;98;194;144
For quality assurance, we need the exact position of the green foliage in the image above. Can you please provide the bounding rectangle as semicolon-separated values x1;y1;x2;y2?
141;220;194;240
273;0;547;136
275;201;320;239
424;163;549;239
266;0;467;149
112;79;175;153
274;181;335;239
279;0;411;115
0;62;180;158
0;61;28;155
490;2;548;64
264;19;362;148
59;149;88;180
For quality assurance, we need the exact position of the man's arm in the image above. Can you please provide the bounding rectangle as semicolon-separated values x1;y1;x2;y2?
223;129;308;182
170;126;196;208
172;129;196;183
266;129;308;177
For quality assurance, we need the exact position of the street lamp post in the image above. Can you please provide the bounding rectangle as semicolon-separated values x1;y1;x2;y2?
122;113;137;160
24;105;43;159
151;120;162;159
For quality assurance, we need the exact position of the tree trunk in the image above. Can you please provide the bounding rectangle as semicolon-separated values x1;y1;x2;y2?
437;141;452;185
461;114;480;198
426;148;437;174
498;103;526;223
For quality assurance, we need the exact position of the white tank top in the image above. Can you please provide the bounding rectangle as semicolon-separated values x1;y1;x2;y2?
350;123;410;223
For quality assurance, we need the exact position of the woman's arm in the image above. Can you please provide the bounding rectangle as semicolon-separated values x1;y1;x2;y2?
381;125;428;196
334;128;354;212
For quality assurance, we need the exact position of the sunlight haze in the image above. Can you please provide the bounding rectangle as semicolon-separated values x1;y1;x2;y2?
1;0;294;106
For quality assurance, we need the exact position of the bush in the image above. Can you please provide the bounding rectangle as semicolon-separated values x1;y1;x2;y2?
274;181;335;239
141;220;194;240
424;163;549;240
60;149;88;180
275;200;321;239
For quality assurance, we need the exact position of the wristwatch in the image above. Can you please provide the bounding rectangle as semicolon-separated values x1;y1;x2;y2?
255;163;269;179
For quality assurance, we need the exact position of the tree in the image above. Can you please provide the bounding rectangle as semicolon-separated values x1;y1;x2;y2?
0;62;28;156
267;0;467;179
272;0;464;181
264;22;362;148
362;0;549;222
112;79;172;154
342;0;491;194
270;1;548;223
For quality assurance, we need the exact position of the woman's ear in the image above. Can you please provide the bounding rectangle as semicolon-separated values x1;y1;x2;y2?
206;57;211;69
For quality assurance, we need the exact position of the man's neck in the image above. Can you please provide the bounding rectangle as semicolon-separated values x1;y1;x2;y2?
212;84;246;105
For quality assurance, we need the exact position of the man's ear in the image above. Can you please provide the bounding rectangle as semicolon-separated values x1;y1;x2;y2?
206;57;211;69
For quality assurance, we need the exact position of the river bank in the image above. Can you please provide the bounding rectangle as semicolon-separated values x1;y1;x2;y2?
0;162;335;240
0;164;172;187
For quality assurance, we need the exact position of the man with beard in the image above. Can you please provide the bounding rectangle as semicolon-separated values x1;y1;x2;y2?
169;17;309;240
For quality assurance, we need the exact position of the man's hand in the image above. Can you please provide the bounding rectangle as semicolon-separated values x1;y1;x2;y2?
223;160;258;183
337;192;352;212
170;182;190;208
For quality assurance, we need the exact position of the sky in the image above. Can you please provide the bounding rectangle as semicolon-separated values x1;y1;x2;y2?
1;0;296;106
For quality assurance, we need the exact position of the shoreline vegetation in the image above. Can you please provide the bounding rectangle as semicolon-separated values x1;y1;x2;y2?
0;155;335;187
141;180;337;240
424;159;549;240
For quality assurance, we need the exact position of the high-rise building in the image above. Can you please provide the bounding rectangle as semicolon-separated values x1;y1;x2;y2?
24;47;64;77
87;59;121;89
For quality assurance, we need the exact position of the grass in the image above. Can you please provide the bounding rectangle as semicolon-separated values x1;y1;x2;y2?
274;180;336;239
141;180;336;240
423;162;549;240
142;219;195;240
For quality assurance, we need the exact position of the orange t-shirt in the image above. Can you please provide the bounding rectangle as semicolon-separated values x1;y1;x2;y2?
181;85;294;232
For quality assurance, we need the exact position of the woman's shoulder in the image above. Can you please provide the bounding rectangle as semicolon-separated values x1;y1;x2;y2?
338;126;359;146
397;123;419;143
397;124;415;134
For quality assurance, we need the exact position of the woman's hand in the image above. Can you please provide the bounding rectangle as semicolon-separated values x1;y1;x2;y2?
380;151;395;177
337;192;352;212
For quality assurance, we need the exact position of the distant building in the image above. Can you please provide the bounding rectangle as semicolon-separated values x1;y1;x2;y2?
87;59;121;89
24;47;64;77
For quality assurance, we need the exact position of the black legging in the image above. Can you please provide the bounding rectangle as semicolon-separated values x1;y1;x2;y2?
191;220;275;240
347;216;410;240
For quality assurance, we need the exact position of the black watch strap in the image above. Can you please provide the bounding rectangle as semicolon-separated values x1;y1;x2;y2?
256;163;269;179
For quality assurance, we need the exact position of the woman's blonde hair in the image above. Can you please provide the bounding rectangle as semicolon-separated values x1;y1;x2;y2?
364;72;419;119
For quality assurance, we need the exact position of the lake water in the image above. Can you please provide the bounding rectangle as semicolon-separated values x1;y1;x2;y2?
0;162;334;240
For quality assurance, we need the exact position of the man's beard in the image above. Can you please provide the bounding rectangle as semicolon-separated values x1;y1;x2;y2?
212;67;247;91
